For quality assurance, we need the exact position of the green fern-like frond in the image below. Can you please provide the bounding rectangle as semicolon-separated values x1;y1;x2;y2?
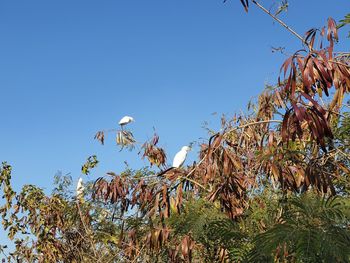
249;193;350;263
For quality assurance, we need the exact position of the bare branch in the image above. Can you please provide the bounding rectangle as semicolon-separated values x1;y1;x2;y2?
252;0;305;45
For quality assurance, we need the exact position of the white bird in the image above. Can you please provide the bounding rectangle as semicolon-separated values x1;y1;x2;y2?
118;116;134;126
76;177;84;198
172;146;191;168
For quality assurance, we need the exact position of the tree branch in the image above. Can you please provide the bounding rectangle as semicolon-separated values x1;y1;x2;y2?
252;0;305;44
181;119;283;189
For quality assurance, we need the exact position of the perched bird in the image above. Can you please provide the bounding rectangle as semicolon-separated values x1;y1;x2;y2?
76;177;84;199
118;116;134;126
172;146;191;168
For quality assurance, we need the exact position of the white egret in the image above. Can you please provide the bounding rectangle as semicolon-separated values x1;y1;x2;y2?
172;146;191;168
76;177;84;198
118;116;134;126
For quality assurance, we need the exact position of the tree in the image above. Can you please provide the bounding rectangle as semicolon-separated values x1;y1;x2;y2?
1;1;350;262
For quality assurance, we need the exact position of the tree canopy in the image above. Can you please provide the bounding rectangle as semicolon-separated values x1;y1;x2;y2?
1;1;350;262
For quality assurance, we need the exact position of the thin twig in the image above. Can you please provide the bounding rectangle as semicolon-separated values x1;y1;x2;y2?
329;60;350;68
336;148;350;160
225;119;283;135
178;175;208;192
252;0;305;44
76;201;98;259
131;243;146;263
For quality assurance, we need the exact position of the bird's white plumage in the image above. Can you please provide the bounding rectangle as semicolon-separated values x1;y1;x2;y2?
172;146;191;168
76;177;84;198
118;116;134;126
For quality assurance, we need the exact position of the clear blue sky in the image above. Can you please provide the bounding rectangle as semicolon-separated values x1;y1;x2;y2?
0;0;348;226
